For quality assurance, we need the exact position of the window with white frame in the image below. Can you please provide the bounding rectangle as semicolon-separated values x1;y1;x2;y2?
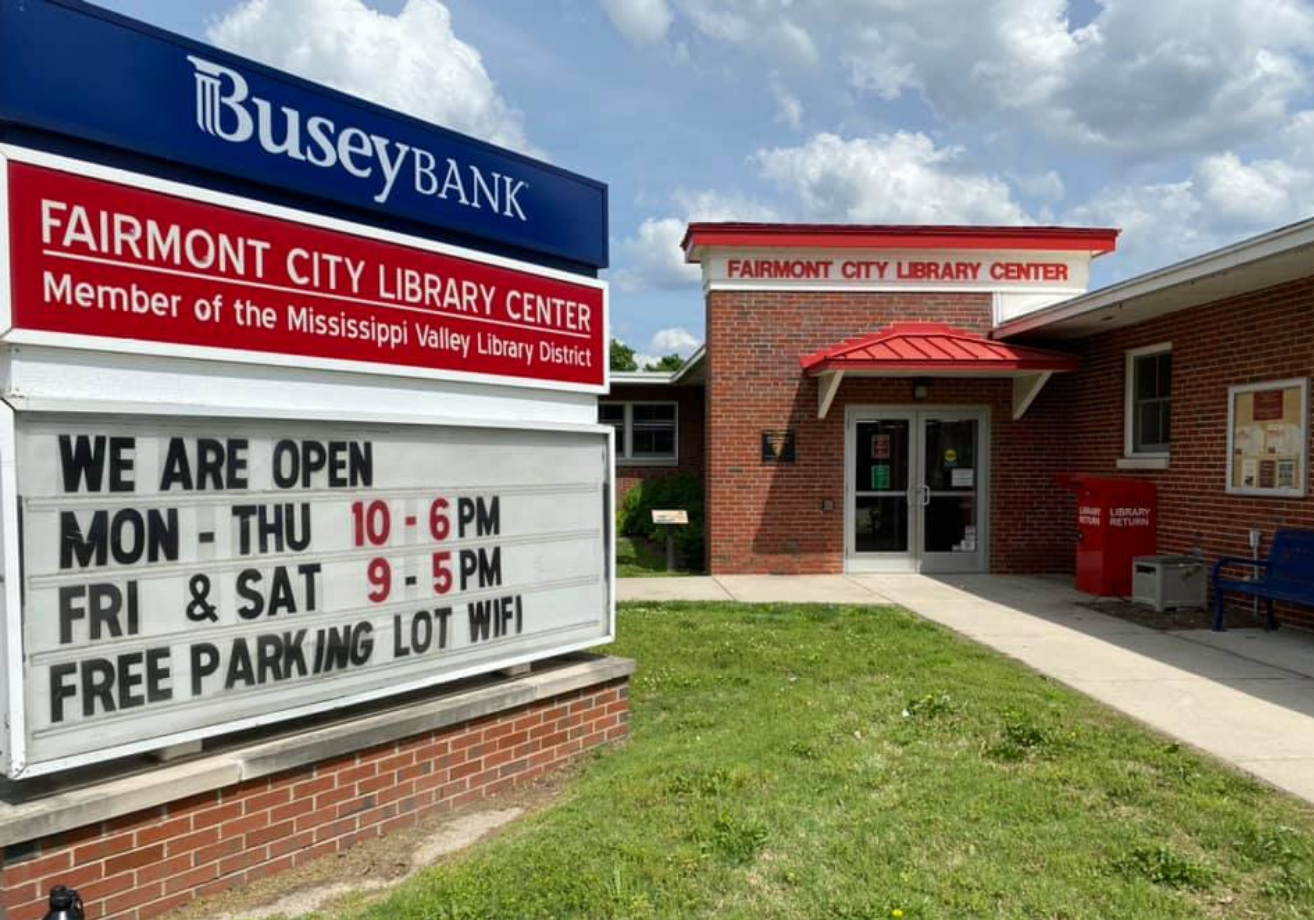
599;402;678;463
1125;344;1172;458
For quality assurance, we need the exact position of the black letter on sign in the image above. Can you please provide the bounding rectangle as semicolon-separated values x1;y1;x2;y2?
60;510;108;569
108;437;135;492
57;435;136;493
191;643;220;697
49;662;78;723
272;440;298;489
159;438;193;491
146;647;173;704
236;569;264;619
59;435;105;493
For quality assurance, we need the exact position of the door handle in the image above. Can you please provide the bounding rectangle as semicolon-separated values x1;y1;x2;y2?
919;485;931;507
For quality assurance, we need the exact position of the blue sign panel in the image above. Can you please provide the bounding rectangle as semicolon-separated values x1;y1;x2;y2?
0;0;608;268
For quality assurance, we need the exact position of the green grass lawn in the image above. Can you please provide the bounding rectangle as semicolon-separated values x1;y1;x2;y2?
309;602;1314;919
615;535;694;577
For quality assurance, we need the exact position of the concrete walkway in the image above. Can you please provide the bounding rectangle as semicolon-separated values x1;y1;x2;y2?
619;573;1314;804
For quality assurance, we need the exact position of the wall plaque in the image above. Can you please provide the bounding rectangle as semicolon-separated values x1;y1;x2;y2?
762;430;796;463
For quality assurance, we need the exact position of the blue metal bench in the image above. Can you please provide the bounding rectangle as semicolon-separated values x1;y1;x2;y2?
1212;530;1314;631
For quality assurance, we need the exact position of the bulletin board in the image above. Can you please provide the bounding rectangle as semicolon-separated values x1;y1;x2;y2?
1226;378;1309;497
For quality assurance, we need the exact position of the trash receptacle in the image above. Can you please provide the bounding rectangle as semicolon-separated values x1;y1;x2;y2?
1056;474;1157;597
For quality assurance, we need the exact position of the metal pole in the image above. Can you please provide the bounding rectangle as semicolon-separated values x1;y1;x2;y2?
665;528;675;572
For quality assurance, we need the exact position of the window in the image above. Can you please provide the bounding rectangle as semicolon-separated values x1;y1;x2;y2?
599;402;678;464
1124;344;1172;463
599;403;625;440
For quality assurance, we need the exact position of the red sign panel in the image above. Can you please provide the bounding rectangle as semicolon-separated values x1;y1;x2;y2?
5;162;606;390
1253;389;1285;421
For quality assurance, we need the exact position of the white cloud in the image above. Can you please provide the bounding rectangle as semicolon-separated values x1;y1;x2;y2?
1069;179;1209;276
1282;110;1314;163
837;0;1314;155
772;84;804;130
631;328;702;370
680;2;818;66
1196;153;1313;227
672;188;779;222
755;132;1030;224
613;190;778;292
651;327;701;355
600;0;819;65
614;132;1036;293
1070;109;1314;278
209;0;538;155
636;0;1314;157
600;0;672;45
613;217;696;292
1012;169;1065;202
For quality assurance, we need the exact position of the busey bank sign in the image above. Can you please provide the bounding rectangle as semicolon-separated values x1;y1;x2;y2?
186;55;529;220
0;0;607;268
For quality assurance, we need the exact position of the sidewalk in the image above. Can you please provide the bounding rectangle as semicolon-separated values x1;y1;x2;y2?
618;573;1314;804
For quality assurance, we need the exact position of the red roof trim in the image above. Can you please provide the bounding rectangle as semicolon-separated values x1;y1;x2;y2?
801;323;1079;375
683;223;1119;261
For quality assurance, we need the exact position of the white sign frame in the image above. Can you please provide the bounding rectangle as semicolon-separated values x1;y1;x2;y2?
0;402;616;779
0;143;610;396
1225;377;1310;498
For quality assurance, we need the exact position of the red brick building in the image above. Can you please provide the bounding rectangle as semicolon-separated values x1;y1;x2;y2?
608;221;1314;626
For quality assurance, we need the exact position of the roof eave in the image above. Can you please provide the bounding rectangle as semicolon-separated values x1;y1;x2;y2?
995;214;1314;340
609;371;675;385
802;360;1078;376
670;345;706;383
683;223;1121;263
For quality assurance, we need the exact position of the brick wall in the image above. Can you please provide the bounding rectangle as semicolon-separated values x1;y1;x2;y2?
1043;275;1314;627
703;290;1072;574
603;383;705;503
698;274;1312;585
0;680;629;920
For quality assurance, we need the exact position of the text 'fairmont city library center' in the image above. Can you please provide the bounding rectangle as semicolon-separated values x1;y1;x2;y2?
608;222;1314;628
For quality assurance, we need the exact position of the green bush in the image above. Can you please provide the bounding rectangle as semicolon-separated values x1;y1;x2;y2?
617;473;705;569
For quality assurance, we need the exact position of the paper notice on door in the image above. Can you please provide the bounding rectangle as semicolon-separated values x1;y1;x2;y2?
951;468;974;488
872;464;891;489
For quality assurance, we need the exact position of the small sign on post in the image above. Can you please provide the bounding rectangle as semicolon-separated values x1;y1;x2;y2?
651;510;689;571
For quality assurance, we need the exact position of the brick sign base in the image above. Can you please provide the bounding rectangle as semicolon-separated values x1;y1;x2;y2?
0;669;631;920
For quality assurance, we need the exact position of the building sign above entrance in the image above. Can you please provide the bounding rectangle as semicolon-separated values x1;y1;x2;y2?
705;251;1091;293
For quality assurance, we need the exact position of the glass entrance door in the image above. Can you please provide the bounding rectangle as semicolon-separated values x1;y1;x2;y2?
847;409;987;573
918;416;983;573
853;419;912;559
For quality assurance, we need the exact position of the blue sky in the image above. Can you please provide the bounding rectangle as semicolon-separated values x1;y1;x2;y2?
95;0;1314;366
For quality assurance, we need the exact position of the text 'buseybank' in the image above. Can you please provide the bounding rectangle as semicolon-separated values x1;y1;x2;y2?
189;56;529;218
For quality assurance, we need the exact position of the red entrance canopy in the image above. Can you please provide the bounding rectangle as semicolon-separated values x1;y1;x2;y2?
800;323;1078;421
801;323;1078;375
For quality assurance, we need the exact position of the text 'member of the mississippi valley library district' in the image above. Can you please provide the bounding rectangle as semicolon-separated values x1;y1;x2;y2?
9;161;602;386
